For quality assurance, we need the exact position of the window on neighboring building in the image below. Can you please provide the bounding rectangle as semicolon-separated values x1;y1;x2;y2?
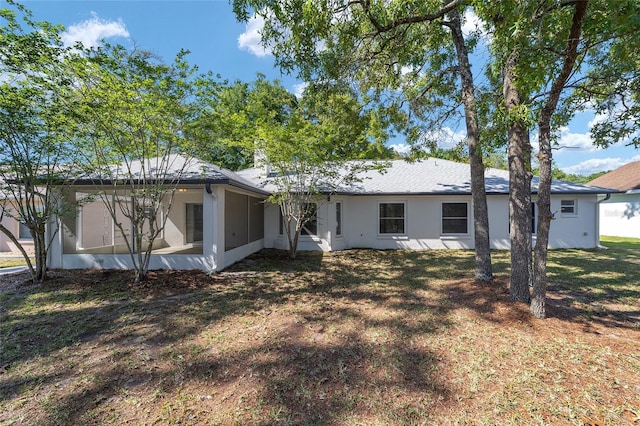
442;202;468;234
18;222;32;240
186;203;203;243
561;199;577;216
379;202;405;234
301;203;317;236
335;202;342;236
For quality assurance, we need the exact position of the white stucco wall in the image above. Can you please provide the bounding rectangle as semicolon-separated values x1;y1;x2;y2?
164;190;205;247
547;195;600;248
598;192;640;239
263;193;601;252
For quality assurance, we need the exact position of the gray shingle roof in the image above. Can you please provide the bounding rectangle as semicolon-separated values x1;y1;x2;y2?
67;155;617;197
238;158;619;195
72;154;269;195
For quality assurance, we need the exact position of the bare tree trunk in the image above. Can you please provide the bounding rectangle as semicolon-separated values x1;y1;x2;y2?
33;223;48;283
448;6;493;282
532;0;589;318
531;127;552;317
504;52;532;303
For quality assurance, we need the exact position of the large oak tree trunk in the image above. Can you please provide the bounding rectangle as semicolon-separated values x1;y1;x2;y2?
504;52;532;303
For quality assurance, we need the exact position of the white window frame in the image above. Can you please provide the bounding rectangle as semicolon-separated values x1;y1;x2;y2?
441;201;470;235
378;201;406;235
560;199;577;217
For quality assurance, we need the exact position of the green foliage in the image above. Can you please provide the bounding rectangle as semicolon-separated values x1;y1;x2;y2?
0;0;80;282
568;1;640;148
531;166;608;184
475;0;640;147
70;43;202;282
72;44;199;165
232;0;463;150
190;74;298;170
192;76;396;171
202;76;394;257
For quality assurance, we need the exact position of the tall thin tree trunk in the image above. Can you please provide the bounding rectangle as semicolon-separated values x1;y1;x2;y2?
504;52;532;303
531;127;552;317
531;0;589;318
448;6;493;282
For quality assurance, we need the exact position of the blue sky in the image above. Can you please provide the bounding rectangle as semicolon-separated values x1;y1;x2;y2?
14;1;640;175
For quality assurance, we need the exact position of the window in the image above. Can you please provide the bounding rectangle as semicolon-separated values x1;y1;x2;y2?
18;222;32;240
279;208;284;235
442;202;468;234
561;199;576;215
379;202;405;234
301;203;317;236
186;203;203;243
335;202;342;236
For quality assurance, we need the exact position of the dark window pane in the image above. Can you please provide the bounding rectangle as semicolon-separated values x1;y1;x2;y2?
442;218;468;234
379;203;404;218
561;200;575;214
442;202;467;217
186;204;203;243
380;218;405;234
442;203;468;234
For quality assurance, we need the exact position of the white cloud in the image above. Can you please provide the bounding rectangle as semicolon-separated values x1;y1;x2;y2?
562;155;640;176
390;143;411;155
587;111;608;129
238;15;271;57
422;127;466;149
555;126;596;151
292;82;308;98
461;9;490;41
61;13;129;49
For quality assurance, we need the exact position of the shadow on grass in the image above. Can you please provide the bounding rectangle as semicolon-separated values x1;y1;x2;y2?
1;250;456;424
542;239;640;329
1;243;638;424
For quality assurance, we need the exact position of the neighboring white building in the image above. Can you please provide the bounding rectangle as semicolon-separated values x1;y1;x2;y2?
588;161;640;239
47;156;618;272
1;191;35;255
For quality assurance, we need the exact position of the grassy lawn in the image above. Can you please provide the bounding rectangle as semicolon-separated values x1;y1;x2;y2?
0;258;29;268
1;237;638;425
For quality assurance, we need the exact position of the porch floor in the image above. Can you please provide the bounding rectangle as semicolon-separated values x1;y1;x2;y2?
151;243;203;255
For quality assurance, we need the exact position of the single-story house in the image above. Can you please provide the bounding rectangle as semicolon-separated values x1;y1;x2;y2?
47;155;618;272
587;161;640;239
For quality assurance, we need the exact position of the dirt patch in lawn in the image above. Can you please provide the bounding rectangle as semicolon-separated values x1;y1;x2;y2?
1;249;639;425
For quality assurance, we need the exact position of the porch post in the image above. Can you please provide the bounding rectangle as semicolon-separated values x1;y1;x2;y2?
202;185;217;272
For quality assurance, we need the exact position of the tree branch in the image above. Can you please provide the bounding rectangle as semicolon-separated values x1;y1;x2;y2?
360;0;462;36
